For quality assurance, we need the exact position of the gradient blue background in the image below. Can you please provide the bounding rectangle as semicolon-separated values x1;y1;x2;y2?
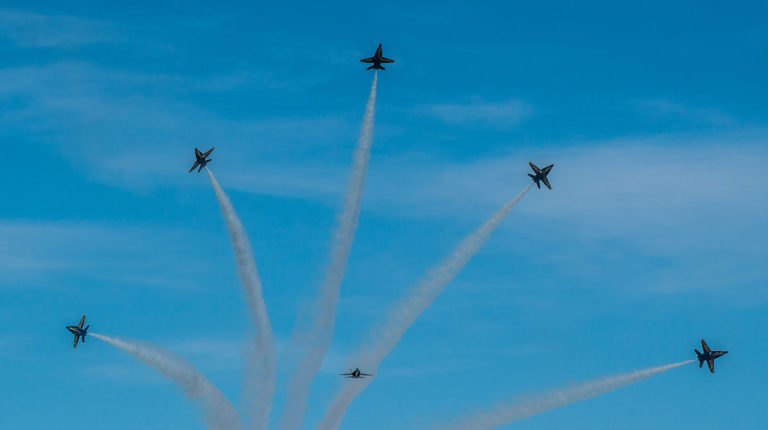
0;1;765;429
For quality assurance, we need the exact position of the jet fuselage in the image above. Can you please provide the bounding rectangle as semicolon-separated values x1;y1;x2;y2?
66;325;87;337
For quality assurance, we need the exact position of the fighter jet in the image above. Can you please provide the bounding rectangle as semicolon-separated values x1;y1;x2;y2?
339;368;373;379
695;339;728;373
188;147;214;173
360;44;395;70
66;314;89;350
528;161;554;190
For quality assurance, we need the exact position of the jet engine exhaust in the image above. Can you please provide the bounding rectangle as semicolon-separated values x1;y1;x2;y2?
206;168;276;430
90;333;241;430
318;184;533;430
439;360;695;430
280;71;379;430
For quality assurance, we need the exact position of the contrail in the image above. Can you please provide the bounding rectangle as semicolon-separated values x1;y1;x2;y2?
439;360;695;430
280;71;379;430
91;333;241;430
318;184;533;430
206;168;276;430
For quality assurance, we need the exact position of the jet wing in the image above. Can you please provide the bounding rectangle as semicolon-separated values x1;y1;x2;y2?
360;373;373;376
201;147;214;158
360;57;375;63
701;339;711;354
188;161;200;173
541;165;553;175
339;372;354;376
77;315;86;329
73;334;80;349
380;57;395;63
707;359;715;373
529;162;541;174
541;176;552;190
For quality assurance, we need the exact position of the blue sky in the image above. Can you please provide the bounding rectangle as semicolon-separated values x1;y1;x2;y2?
0;1;766;429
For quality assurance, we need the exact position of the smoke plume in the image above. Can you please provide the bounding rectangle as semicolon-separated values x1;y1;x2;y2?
91;333;241;430
207;168;276;430
318;184;533;430
280;71;379;430
440;360;695;430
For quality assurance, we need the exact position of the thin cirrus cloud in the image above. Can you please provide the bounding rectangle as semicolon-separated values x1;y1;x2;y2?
0;9;120;48
413;98;534;128
0;220;220;289
634;98;739;128
0;61;356;189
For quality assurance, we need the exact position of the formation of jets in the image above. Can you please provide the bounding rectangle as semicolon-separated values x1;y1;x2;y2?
65;315;89;349
67;44;731;390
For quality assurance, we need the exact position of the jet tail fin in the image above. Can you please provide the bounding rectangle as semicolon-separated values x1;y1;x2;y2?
367;65;376;70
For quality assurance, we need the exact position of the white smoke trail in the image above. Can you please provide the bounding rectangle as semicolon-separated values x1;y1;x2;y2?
206;168;276;430
439;360;695;430
318;184;533;430
280;71;379;430
91;333;241;430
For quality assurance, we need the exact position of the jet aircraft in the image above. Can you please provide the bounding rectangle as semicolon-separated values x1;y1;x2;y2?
188;147;214;173
360;44;395;70
695;339;728;373
339;368;372;379
528;161;554;190
66;314;89;349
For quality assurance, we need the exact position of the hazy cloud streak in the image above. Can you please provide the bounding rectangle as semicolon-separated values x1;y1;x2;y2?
0;9;117;48
415;98;532;128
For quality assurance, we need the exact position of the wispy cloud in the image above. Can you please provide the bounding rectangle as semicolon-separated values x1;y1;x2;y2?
413;98;533;128
635;98;738;128
355;131;768;294
0;61;356;190
0;9;119;48
0;220;219;289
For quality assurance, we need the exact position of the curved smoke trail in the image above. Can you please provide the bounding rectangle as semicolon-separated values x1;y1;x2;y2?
207;168;276;430
318;184;533;430
91;333;241;430
280;71;379;430
439;360;695;430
